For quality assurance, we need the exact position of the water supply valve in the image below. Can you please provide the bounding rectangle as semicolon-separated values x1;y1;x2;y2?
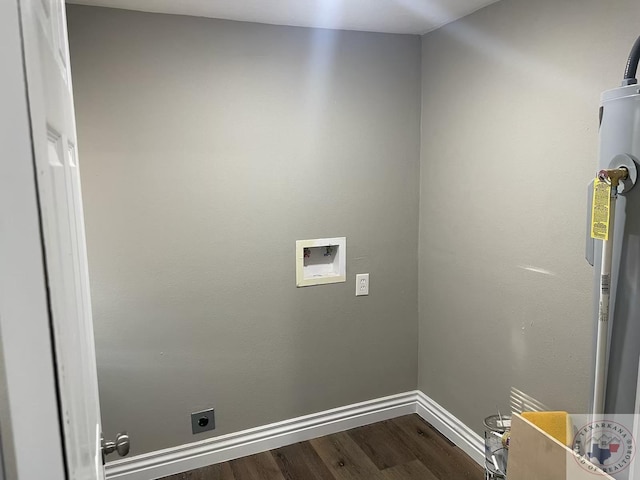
603;154;638;194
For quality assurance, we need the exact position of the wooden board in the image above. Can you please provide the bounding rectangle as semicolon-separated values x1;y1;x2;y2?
509;414;614;480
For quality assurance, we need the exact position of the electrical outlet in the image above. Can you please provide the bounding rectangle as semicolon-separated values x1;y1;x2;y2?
356;273;369;296
191;408;215;434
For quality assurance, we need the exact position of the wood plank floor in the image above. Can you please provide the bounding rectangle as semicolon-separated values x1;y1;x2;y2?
160;414;484;480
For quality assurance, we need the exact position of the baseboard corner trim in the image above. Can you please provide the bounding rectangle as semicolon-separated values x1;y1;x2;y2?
106;390;484;479
414;390;484;466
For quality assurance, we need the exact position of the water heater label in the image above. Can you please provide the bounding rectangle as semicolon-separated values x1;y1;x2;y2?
591;178;611;240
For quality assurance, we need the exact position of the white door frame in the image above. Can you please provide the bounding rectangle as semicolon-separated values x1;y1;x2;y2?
0;0;68;478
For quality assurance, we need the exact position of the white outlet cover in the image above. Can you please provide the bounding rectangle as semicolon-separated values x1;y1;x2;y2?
356;273;369;296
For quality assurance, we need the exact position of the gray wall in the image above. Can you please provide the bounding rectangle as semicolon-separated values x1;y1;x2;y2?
68;0;640;458
67;6;421;456
418;0;640;434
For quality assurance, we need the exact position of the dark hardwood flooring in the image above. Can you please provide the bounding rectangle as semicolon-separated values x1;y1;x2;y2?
160;414;484;480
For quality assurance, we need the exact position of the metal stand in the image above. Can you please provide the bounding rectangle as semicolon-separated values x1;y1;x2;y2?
484;415;509;479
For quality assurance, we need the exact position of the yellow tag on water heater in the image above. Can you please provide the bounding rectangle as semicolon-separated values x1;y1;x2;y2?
591;178;611;240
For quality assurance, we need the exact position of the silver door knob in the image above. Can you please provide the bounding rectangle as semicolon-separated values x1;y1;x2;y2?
102;432;130;457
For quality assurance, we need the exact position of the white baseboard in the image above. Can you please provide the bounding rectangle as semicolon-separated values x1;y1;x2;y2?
414;391;484;465
106;391;417;480
106;390;484;480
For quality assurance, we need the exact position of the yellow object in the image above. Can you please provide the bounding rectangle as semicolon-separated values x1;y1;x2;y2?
521;411;572;447
591;178;611;241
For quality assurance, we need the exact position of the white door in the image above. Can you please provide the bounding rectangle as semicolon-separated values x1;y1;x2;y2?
18;0;108;478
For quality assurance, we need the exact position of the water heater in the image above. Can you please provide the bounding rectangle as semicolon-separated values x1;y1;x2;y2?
589;36;640;416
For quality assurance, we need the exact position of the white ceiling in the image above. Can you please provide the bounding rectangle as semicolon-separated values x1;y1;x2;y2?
67;0;501;35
